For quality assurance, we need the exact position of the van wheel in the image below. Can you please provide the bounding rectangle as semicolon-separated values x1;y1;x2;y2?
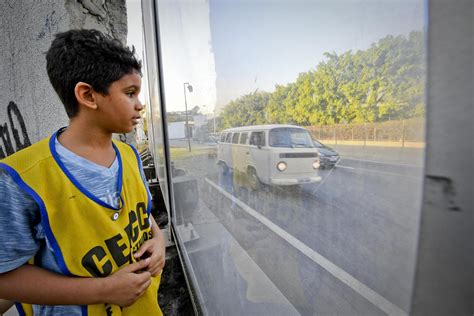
247;167;261;191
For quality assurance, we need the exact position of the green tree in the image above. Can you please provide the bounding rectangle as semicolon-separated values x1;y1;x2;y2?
221;91;270;128
221;30;426;126
266;84;292;124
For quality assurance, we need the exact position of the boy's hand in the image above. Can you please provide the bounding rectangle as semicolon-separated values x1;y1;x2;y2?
133;234;166;277
101;258;152;307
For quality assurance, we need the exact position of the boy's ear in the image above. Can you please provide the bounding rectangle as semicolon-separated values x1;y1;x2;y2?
74;82;98;110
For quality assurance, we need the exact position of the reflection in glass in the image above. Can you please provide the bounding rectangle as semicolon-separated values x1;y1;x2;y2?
149;0;426;314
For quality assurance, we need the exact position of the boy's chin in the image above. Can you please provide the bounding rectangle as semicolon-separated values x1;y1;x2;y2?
115;126;134;134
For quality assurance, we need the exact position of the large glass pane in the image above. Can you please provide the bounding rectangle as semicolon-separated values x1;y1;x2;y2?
154;0;426;314
141;0;171;212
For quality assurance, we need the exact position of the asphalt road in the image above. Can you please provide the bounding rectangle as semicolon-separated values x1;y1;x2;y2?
175;147;424;315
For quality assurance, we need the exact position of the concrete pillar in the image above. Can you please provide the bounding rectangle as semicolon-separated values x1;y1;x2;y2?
410;0;473;314
0;0;127;158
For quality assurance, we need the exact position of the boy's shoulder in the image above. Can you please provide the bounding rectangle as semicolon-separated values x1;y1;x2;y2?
1;136;52;173
112;139;139;160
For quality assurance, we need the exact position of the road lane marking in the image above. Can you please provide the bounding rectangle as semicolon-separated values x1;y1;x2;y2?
205;178;408;316
342;157;422;168
337;165;420;180
336;165;355;170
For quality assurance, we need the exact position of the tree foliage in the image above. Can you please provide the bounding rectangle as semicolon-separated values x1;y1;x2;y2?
221;91;270;128
221;31;425;127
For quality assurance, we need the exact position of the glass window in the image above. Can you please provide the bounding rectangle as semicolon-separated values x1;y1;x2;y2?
231;132;240;144
140;0;170;211
239;132;248;144
219;133;226;142
249;131;265;147
225;133;232;143
269;127;314;148
312;139;323;148
147;0;427;314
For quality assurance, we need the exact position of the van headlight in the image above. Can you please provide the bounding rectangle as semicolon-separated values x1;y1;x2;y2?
312;160;320;170
276;161;287;172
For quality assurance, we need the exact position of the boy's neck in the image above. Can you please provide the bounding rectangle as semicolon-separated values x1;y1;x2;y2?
57;121;117;168
61;123;113;148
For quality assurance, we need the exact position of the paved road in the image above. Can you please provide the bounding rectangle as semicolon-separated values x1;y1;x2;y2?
174;148;424;315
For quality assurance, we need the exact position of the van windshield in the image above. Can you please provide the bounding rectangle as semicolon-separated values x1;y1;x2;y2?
269;128;314;148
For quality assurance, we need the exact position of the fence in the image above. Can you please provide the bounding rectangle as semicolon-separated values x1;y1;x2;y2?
306;118;425;148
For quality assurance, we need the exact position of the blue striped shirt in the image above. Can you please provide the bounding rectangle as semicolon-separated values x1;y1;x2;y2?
0;136;147;315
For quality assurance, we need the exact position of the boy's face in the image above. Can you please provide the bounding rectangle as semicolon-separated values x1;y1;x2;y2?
93;71;143;134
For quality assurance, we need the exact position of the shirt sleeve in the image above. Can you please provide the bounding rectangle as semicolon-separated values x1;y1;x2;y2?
0;168;41;273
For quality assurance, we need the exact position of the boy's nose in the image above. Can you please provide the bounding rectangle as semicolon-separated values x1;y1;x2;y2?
135;101;144;111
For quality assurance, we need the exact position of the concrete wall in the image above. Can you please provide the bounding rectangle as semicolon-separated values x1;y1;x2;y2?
0;0;127;158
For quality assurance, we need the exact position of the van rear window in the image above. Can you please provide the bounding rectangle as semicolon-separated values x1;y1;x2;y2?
225;133;232;143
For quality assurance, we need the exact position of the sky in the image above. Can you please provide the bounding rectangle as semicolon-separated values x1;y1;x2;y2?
127;0;425;115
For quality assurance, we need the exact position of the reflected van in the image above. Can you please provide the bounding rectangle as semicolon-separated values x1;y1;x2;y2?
217;125;322;188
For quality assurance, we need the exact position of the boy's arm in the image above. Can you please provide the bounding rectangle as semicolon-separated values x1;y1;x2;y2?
0;259;152;307
133;216;166;276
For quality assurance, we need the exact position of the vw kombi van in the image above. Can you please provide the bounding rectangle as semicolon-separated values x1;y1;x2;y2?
217;125;321;188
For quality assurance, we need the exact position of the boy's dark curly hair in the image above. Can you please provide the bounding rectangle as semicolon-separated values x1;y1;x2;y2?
46;29;142;118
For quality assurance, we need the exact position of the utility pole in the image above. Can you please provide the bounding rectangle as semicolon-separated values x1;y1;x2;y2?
183;82;193;152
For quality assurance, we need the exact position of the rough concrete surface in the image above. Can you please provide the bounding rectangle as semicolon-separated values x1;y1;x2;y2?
0;0;127;158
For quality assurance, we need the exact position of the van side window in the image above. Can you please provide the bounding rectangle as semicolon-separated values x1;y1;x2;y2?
220;133;226;142
249;131;265;147
225;133;232;143
232;133;240;144
239;132;248;144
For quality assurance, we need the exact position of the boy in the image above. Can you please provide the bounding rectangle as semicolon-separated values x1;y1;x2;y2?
0;29;165;315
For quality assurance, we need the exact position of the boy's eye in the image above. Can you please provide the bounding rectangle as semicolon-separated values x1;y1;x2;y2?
127;92;134;97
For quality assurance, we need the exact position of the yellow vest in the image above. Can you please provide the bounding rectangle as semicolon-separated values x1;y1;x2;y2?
0;133;162;316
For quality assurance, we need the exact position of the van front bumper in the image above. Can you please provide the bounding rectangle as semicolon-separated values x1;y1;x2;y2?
270;175;322;185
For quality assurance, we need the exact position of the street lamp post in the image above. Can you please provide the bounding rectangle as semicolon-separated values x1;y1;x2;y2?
183;82;193;152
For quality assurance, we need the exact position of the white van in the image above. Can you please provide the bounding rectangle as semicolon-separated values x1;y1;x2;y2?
217;125;321;188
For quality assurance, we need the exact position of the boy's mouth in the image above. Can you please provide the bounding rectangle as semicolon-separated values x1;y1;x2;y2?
132;117;141;125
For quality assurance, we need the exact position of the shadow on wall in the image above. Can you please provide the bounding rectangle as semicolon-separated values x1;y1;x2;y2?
0;101;31;159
